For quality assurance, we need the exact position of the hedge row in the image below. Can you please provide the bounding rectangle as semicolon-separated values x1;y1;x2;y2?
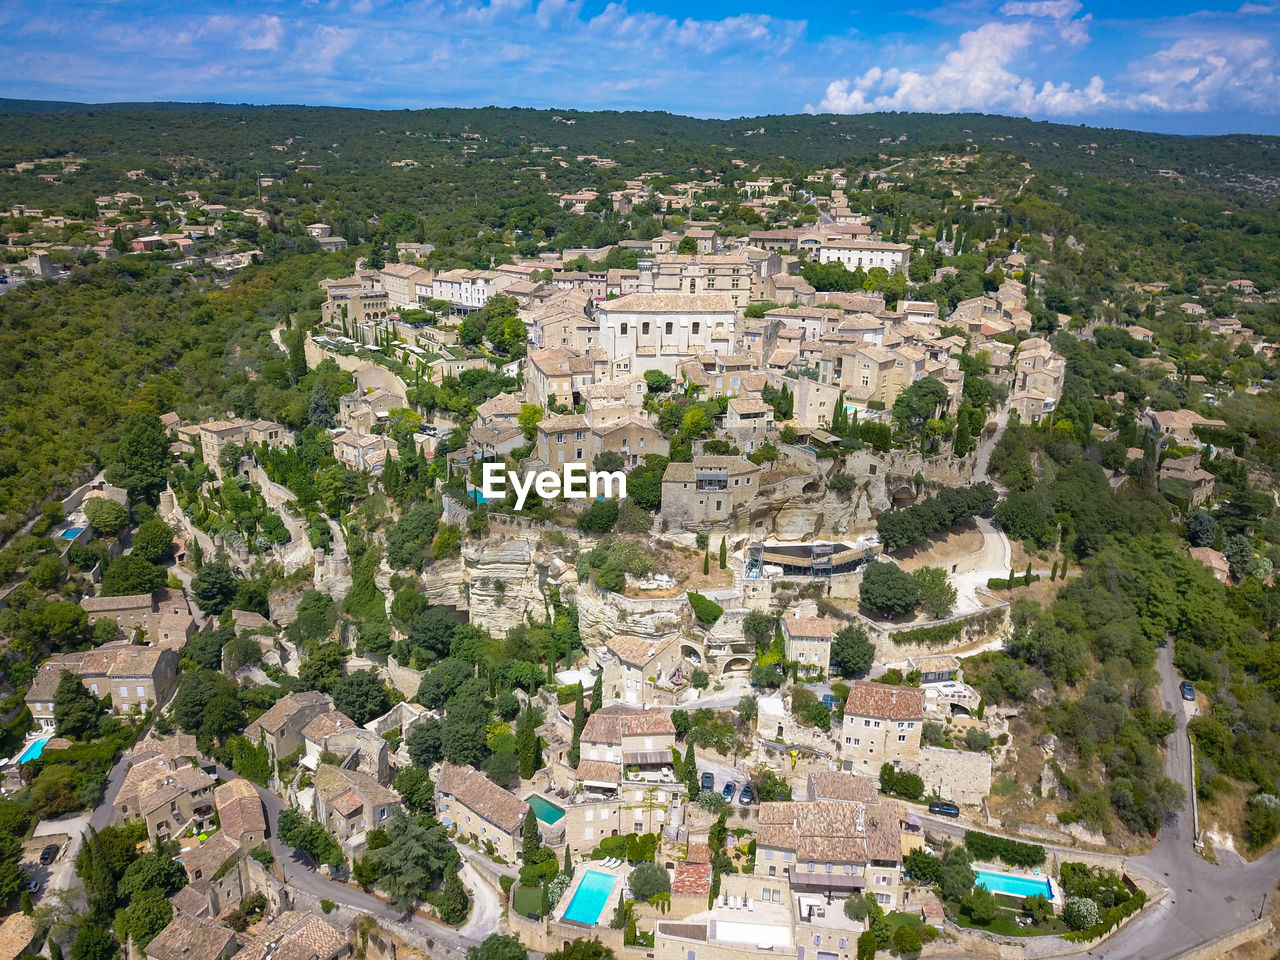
987;574;1041;590
687;592;724;625
963;830;1046;868
1062;891;1148;942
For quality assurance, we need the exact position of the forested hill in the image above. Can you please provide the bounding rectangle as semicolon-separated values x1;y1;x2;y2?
2;99;1279;203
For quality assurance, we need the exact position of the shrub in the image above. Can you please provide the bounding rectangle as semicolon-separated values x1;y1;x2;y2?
320;899;335;914
629;862;671;903
687;592;724;625
892;923;922;955
856;930;877;960
963;830;1046;868
1063;896;1100;931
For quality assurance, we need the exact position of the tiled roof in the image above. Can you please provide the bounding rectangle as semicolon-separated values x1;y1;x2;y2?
214;779;266;841
843;681;925;721
0;912;35;960
807;771;877;803
436;762;528;834
237;911;347;960
606;634;675;666
315;763;399;809
600;292;736;314
782;614;835;640
169;883;211;917
331;790;364;817
180;832;239;884
574;760;621;785
672;862;711;896
756;799;901;864
81;593;153;613
581;704;675;745
244;690;331;738
145;912;236;960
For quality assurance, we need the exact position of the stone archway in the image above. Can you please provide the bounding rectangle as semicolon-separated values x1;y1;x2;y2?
723;655;752;673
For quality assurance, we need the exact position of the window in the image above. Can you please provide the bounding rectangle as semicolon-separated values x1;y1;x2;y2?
715;500;722;511
772;889;782;903
620;323;628;335
765;849;774;859
807;861;815;873
768;865;776;876
813;936;821;946
120;686;128;698
854;738;861;746
379;807;388;820
784;852;794;862
137;685;145;697
556;432;566;443
839;940;847;950
898;734;907;742
864;719;871;727
731;277;740;289
574;430;584;442
692;322;700;335
844;737;851;744
642;322;650;335
825;862;833;873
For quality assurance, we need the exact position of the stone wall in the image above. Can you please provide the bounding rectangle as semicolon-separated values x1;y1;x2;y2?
914;746;993;806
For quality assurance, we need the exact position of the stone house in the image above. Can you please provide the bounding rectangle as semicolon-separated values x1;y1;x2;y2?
214;778;267;848
595;635;685;706
244;690;334;772
589;414;669;468
906;655;959;685
436;761;530;864
596;293;737;377
839;682;924;774
660;456;764;530
234;911;350;960
781;614;835;678
313;764;402;857
724;397;773;452
578;703;678;779
191;418;292;478
145;912;238;960
526;347;599;409
115;754;217;842
756;797;904;908
25;646;180;733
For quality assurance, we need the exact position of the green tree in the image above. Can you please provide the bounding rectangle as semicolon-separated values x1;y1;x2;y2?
628;862;671;902
407;718;444;767
71;924;118;960
54;670;103;740
718;536;727;569
332;668;391;725
467;934;527;960
676;236;698;255
118;887;172;949
522;808;540;863
191;561;237;615
131;518;176;565
831;624;875;678
547;940;616;960
101;554;164;596
963;886;1000;924
115;413;171;504
912;566;957;619
393;766;435;813
591;673;603;712
441;697;491;766
367;811;459;911
516;708;539;779
859;561;920;618
437;871;470;925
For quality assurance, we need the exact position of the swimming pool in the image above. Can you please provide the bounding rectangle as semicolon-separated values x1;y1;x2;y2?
16;736;51;763
562;870;617;925
527;794;566;824
60;527;84;540
975;869;1054;900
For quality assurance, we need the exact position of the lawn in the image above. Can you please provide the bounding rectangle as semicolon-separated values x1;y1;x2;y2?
512;883;544;918
945;895;1070;937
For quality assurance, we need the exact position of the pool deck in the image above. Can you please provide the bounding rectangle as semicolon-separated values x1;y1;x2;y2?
553;864;626;926
974;862;1060;902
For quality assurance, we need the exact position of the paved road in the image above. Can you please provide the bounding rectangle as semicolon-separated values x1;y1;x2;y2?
233;766;494;951
929;642;1280;959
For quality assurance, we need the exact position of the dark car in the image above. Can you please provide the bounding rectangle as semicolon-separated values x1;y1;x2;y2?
739;784;754;805
38;844;58;866
1181;681;1196;702
722;781;737;802
929;801;961;818
700;771;715;791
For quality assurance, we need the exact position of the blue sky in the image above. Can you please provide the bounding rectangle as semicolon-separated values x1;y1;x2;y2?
1;0;1278;134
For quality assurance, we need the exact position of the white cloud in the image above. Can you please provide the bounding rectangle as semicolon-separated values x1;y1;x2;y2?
812;21;1107;116
1126;35;1280;113
238;15;285;51
999;0;1089;48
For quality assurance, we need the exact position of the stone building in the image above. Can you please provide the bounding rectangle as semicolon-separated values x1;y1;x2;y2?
839;682;924;774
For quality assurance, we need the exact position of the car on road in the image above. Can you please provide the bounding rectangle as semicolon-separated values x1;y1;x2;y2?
722;781;737;802
739;784;754;805
21;877;40;894
928;801;960;818
1181;681;1196;702
38;844;58;866
700;772;715;791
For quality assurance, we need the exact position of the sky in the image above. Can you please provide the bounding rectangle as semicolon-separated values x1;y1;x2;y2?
0;0;1278;135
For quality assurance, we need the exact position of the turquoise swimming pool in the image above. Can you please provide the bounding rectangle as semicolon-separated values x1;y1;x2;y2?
527;794;566;824
16;736;51;763
562;870;617;925
975;869;1053;900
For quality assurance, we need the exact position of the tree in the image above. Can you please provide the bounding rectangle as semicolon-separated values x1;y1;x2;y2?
892;377;949;434
437;871;470;925
738;694;758;724
468;934;527;960
71;925;118;960
962;886;1000;924
516;708;539;779
191;561;237;615
131;518;176;565
522;808;540;862
393;766;435;813
856;930;877;960
742;610;775;645
308;385;335;428
628;862;671;902
831;624;875;678
54;670;103;740
332;669;391;725
1185;511;1218;548
407;718;444;768
593;451;625;474
118;887;173;949
547;941;616;960
118;851;186;902
408;606;460;664
859;561;920;618
101;554;164;596
115;413;170;504
913;566;957;620
441;697;491;766
893;924;922;955
367;811;459;911
577;499;619;533
718;536;727;569
676;236;698;255
1062;896;1100;930
591;672;603;712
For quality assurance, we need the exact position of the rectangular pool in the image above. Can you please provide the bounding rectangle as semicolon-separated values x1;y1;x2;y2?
527;794;566;824
562;870;617;925
60;527;84;540
975;869;1053;900
16;736;51;763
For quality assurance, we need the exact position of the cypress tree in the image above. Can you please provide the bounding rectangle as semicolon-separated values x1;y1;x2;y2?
591;673;602;712
703;548;710;576
563;845;573;875
684;742;699;796
522;808;539;862
719;537;727;570
517;708;538;779
1049;560;1059;582
1024;562;1033;586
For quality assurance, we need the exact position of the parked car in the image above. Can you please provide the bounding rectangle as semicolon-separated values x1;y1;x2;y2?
1181;681;1196;702
38;844;58;866
929;801;961;818
739;784;754;805
700;771;715;791
21;878;40;894
722;781;737;802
